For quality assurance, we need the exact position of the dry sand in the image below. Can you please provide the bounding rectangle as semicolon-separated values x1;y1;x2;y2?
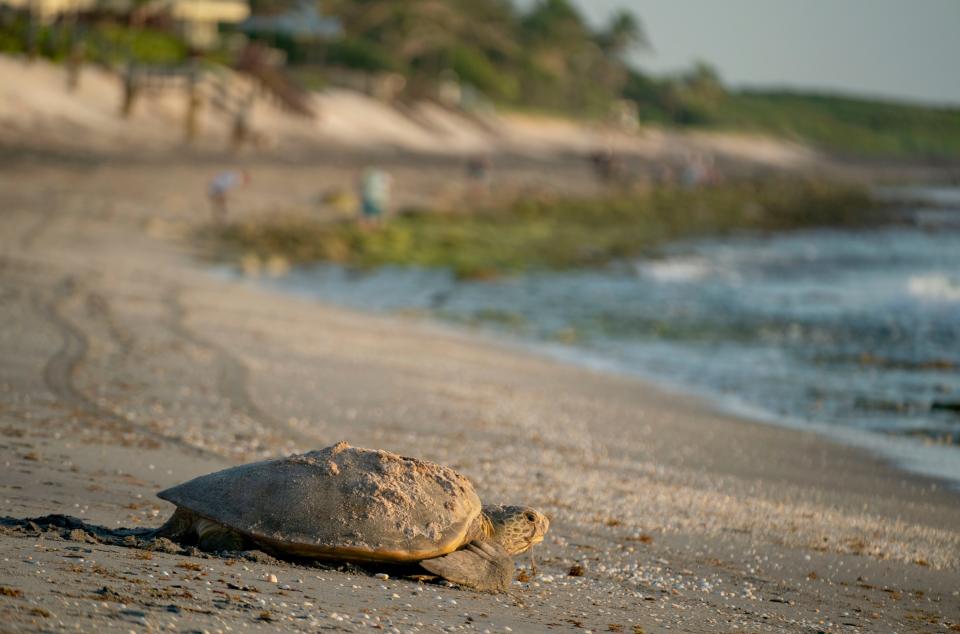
1;157;959;634
1;56;960;633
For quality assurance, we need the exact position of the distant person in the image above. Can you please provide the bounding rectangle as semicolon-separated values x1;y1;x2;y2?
703;154;721;185
589;149;614;183
465;155;492;196
681;153;706;189
655;162;677;187
207;170;250;223
589;147;624;184
359;167;392;227
466;155;491;182
680;153;719;189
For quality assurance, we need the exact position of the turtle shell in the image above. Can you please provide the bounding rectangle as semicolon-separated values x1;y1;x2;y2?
157;442;482;562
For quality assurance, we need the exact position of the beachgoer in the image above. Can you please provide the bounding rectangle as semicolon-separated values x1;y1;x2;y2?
589;149;614;183
589;147;624;184
655;163;677;186
465;155;492;196
680;153;705;189
359;167;392;227
466;156;491;183
207;170;250;223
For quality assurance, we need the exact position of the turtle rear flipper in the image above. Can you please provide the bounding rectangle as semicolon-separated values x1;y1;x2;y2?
194;518;247;552
151;508;246;551
420;540;513;592
151;507;196;541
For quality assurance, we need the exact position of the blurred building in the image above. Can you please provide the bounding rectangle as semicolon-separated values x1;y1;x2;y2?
148;0;249;49
1;0;96;22
238;0;340;41
0;0;249;49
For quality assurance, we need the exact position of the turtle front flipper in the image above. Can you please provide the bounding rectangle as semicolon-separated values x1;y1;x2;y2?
420;540;513;593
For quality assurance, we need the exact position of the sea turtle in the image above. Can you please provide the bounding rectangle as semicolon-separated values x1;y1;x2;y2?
154;441;549;592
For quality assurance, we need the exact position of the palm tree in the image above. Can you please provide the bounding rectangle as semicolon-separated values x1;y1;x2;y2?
597;10;649;57
328;0;518;72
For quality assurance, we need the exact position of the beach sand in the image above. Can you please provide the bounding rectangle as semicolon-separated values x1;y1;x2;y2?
1;152;960;634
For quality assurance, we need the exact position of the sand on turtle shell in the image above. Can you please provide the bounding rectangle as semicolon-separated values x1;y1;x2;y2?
285;441;479;545
160;441;484;553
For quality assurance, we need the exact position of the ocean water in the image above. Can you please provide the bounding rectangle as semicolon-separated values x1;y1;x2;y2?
244;187;960;485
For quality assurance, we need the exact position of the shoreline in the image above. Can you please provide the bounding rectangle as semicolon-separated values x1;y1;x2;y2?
2;159;959;632
516;330;960;493
231;260;960;495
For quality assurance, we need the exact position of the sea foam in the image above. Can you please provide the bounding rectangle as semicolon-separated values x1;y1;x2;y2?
907;273;960;302
636;257;716;282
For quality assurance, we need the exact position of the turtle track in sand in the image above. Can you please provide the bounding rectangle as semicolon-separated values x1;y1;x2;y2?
4;173;312;453
35;276;212;456
84;290;137;356
16;194;57;251
0;514;276;564
0;514;159;548
162;287;319;448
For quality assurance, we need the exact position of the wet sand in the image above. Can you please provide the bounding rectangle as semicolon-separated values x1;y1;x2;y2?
1;160;959;633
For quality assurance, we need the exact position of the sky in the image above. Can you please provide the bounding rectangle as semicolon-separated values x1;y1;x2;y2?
567;0;960;106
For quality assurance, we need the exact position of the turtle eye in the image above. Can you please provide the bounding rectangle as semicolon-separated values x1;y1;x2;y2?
524;512;537;522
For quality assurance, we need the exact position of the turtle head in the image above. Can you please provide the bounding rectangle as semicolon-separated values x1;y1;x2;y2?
482;505;550;555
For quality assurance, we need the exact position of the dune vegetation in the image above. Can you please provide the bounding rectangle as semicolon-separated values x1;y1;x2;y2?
4;0;960;157
300;1;960;159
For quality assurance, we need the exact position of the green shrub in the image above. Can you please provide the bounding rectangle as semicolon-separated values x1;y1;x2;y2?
324;37;398;73
677;90;960;159
88;24;187;65
450;46;518;101
212;178;879;280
